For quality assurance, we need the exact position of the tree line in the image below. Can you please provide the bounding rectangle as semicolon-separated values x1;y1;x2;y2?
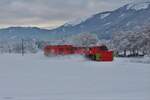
0;26;150;57
112;27;150;57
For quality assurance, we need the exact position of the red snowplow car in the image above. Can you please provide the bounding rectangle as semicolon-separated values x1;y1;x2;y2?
86;46;113;61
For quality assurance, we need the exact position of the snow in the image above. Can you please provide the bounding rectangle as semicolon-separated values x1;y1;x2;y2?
127;1;150;10
100;13;110;19
0;53;150;100
104;22;111;26
63;12;110;27
130;56;150;64
120;14;125;17
64;16;92;27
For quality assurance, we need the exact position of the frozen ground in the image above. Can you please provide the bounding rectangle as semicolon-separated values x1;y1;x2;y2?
0;53;150;100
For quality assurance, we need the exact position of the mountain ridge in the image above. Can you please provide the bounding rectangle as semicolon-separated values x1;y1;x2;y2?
0;1;150;40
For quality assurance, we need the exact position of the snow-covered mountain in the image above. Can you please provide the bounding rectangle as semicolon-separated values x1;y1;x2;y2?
0;27;65;40
0;1;150;40
50;1;150;39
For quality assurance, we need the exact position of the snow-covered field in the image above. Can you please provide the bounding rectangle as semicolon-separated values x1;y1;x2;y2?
0;53;150;100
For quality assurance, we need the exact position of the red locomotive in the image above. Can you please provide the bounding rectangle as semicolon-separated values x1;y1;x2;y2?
44;45;74;56
44;45;113;61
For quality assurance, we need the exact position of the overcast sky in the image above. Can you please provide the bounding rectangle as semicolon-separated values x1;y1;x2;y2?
0;0;133;29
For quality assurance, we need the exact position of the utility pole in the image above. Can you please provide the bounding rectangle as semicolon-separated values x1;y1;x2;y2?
21;39;24;56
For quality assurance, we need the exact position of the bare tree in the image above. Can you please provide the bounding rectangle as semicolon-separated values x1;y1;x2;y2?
71;33;99;47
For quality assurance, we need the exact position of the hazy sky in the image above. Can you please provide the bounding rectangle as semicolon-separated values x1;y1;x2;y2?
0;0;133;29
